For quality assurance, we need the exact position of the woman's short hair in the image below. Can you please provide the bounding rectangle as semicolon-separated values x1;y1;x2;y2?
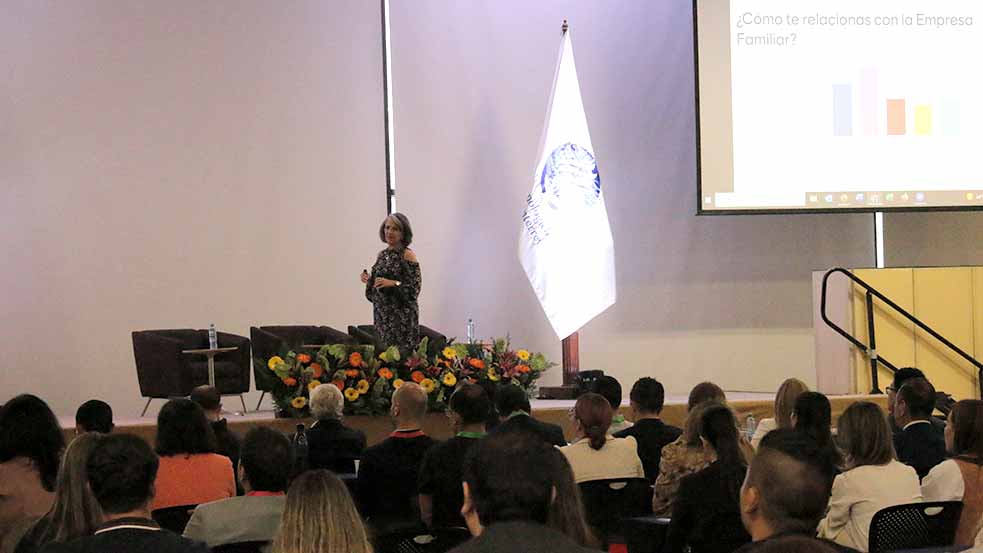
310;384;344;420
687;381;726;411
378;212;413;247
573;393;612;451
155;398;217;456
774;378;809;429
272;470;372;553
837;401;894;468
47;433;105;543
950;399;983;461
0;394;65;491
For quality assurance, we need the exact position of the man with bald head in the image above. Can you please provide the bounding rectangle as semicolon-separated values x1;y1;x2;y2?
357;382;436;532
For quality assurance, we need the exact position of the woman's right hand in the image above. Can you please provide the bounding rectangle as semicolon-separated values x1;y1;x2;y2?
360;269;370;284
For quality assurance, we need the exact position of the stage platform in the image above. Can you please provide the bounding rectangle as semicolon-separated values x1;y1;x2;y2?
60;392;887;446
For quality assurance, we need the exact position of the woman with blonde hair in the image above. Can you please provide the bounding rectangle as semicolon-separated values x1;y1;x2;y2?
751;378;808;449
272;470;372;553
14;433;104;553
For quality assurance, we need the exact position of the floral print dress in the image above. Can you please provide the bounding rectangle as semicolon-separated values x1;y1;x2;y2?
365;247;421;354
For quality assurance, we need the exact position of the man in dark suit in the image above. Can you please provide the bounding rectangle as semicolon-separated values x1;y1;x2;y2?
893;377;946;479
490;384;565;446
614;377;681;481
41;434;209;553
886;367;945;435
735;429;858;553
183;427;290;548
452;430;597;553
306;383;366;474
358;382;436;531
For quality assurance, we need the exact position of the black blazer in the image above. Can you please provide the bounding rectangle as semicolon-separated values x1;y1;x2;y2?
894;420;946;479
664;461;751;553
614;418;682;481
449;521;598;553
39;519;209;553
306;418;366;474
490;414;566;447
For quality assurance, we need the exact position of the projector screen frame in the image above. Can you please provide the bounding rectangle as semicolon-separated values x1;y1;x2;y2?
692;0;983;217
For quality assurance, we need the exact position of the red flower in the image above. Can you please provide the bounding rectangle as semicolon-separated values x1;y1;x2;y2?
468;358;485;370
411;370;425;383
282;377;297;387
311;363;324;378
296;353;312;364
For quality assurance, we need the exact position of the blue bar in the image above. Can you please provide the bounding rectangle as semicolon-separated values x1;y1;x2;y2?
833;84;853;137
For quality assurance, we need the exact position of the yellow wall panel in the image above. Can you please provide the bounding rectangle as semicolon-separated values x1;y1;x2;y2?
851;269;915;393
913;268;978;399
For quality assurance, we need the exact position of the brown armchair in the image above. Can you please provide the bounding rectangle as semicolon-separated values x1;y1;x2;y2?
132;329;251;416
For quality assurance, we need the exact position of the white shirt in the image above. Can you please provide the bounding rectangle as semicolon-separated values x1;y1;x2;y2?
817;460;923;552
922;459;965;502
559;435;644;484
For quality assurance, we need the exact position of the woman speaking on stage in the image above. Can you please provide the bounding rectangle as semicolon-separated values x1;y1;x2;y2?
360;213;421;354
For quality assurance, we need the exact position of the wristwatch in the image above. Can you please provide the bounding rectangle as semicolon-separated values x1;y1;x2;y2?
395;280;402;287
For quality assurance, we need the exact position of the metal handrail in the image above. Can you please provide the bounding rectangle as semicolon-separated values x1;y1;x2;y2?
820;267;983;396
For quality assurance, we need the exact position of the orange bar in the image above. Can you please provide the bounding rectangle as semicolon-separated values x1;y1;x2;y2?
887;99;906;135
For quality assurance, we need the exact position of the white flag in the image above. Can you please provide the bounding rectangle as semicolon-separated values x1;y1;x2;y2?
519;28;616;340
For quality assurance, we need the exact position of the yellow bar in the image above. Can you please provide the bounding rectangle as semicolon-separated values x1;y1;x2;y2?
915;105;933;136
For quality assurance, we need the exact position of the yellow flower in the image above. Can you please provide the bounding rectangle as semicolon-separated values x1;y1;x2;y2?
268;356;284;370
487;368;500;382
291;396;307;409
442;372;457;387
308;380;322;392
344;388;360;402
393;378;405;389
420;378;436;393
442;347;457;359
356;379;370;394
517;350;531;361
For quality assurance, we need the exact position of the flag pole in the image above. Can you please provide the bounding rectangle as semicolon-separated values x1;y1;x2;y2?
558;17;581;395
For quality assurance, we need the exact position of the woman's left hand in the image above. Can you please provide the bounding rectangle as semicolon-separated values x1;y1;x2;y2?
373;277;397;289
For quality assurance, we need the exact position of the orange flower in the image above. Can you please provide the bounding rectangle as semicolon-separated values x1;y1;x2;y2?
349;352;363;367
282;377;297;387
345;369;359;378
296;353;312;364
517;364;531;374
332;380;345;390
378;367;394;379
411;370;425;383
310;363;324;378
468;358;485;370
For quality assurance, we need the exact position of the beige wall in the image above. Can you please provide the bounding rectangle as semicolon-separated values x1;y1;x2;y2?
0;1;386;417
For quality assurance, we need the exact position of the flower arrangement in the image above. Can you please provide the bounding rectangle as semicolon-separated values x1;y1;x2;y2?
267;336;554;417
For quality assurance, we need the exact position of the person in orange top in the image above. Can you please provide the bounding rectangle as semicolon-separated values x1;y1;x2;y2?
151;399;235;511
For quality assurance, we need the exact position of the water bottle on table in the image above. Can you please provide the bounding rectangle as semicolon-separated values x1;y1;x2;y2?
208;323;218;349
745;413;757;441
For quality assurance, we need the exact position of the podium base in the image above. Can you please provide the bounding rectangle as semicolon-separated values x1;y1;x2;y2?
538;385;580;400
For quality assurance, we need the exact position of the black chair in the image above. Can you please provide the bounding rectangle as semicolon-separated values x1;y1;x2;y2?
133;329;251;416
372;527;472;553
151;504;197;534
868;501;963;553
578;477;652;547
211;541;270;553
250;325;354;410
623;515;671;553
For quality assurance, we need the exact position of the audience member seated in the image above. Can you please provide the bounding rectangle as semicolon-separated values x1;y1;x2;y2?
419;383;490;528
653;382;740;517
664;403;751;553
271;470;372;553
887;367;944;435
792;392;843;473
614;377;681;482
734;429;856;553
750;378;808;450
0;395;64;553
489;384;565;447
455;430;598;553
817;402;922;552
184;427;290;550
559;392;644;484
750;535;841;553
306;384;366;474
15;433;103;553
921;399;983;546
152;399;235;511
40;433;209;553
592;376;632;434
74;400;114;435
357;382;436;532
189;386;241;485
545;447;598;548
892;377;945;479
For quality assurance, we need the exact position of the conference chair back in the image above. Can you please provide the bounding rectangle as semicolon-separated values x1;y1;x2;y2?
578;477;652;547
868;501;962;553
